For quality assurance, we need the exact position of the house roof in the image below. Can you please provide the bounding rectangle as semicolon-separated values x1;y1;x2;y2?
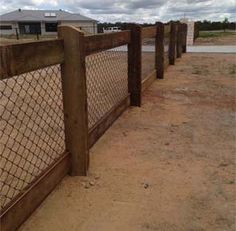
0;9;97;22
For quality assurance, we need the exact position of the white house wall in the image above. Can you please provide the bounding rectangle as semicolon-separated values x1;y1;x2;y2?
41;22;58;35
0;21;97;36
60;21;97;34
0;22;19;35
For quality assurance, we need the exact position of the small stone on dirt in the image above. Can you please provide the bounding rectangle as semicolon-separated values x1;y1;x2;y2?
218;162;229;167
84;184;90;189
143;183;149;189
122;132;127;137
227;180;234;184
89;181;95;186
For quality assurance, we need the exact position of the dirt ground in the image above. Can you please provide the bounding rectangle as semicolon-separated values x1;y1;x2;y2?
1;49;158;211
19;53;236;231
194;33;236;45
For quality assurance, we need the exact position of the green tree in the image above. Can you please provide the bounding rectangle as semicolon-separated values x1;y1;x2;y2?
222;17;229;32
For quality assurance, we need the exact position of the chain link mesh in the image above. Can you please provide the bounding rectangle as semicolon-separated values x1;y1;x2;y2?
0;65;65;210
164;31;170;68
142;38;156;80
86;46;128;129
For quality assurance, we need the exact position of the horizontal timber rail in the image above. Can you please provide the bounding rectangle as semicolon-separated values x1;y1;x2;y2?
141;26;157;39
1;152;70;231
164;24;171;34
84;30;131;55
141;70;156;92
0;39;64;79
88;96;130;148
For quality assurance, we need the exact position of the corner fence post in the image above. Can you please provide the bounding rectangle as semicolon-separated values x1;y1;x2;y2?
182;23;187;53
176;23;182;58
128;24;142;106
15;28;19;40
169;22;177;65
155;22;164;79
58;25;89;176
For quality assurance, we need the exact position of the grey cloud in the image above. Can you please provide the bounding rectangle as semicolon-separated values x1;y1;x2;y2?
0;0;235;22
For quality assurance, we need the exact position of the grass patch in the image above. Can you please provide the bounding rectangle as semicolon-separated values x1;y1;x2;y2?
228;64;236;76
192;65;209;76
199;31;236;38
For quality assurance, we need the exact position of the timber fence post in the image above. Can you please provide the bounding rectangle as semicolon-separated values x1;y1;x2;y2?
182;23;187;53
128;24;142;106
176;23;182;58
58;25;89;176
169;22;177;65
156;22;164;79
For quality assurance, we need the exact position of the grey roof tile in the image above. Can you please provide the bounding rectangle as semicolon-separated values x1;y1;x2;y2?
0;9;97;22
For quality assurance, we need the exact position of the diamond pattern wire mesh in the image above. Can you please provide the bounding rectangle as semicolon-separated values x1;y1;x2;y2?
164;32;170;68
142;38;156;80
86;46;128;129
0;65;65;210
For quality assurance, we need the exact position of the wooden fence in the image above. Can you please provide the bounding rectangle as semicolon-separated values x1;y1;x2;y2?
0;21;187;231
194;22;200;40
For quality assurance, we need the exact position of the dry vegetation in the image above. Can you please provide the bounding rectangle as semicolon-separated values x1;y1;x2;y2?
0;35;57;45
195;31;236;45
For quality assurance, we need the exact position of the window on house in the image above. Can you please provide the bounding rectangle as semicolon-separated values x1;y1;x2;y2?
44;12;57;17
45;23;58;32
0;25;12;30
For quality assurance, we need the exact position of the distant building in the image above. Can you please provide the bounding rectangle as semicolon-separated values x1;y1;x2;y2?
0;9;97;35
103;27;121;33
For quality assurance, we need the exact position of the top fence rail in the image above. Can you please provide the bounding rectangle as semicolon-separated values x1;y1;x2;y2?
0;39;64;80
84;30;131;55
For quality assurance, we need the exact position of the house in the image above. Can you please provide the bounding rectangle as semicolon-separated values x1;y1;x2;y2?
0;9;98;35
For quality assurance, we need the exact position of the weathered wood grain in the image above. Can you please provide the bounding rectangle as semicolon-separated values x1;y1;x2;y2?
58;25;89;176
169;22;177;65
88;96;130;148
0;153;70;231
141;70;156;92
128;24;142;106
176;23;183;58
156;22;165;79
141;26;156;39
0;39;64;80
84;31;131;55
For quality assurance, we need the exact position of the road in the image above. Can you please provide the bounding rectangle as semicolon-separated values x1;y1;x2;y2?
112;45;236;53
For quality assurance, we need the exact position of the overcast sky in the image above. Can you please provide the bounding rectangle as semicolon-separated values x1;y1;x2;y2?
1;0;235;23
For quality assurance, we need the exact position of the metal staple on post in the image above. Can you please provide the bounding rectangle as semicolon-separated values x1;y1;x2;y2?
58;25;89;176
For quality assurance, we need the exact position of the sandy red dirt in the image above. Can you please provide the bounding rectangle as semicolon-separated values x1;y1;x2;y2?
20;53;236;231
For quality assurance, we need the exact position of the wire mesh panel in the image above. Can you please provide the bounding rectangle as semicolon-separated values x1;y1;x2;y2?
0;65;65;210
164;29;170;68
86;46;128;129
141;38;156;80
